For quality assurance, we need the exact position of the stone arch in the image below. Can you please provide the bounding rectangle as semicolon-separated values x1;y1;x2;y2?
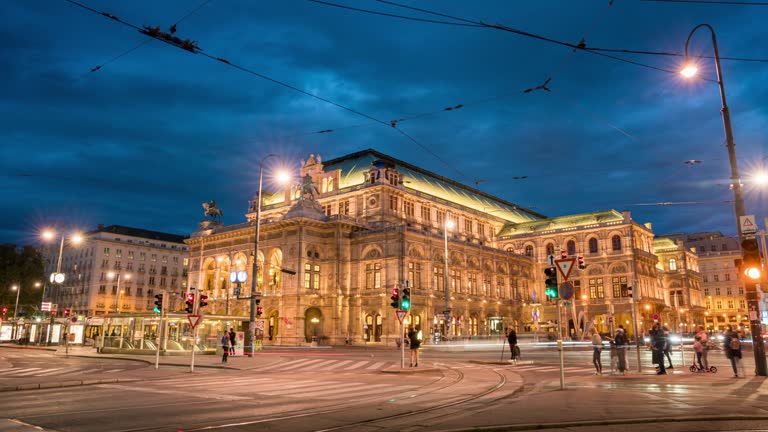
610;264;628;274
450;251;463;266
407;245;424;259
362;245;383;260
304;307;324;343
468;257;481;269
524;243;535;258
588;265;605;276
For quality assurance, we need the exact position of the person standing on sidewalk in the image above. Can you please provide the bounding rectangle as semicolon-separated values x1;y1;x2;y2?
662;326;674;369
723;325;741;377
613;325;628;375
591;330;603;375
650;324;667;375
221;333;229;363
693;335;705;372
228;328;236;356
408;326;422;367
507;327;518;361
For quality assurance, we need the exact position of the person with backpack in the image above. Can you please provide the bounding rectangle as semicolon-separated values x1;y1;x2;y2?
650;323;667;375
662;326;674;369
723;325;742;377
507;327;518;360
613;325;628;374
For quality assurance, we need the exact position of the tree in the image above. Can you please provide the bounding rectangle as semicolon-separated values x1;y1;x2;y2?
0;244;45;316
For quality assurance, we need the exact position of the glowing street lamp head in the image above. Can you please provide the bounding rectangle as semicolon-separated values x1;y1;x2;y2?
107;272;115;279
71;234;83;244
754;172;768;186
744;266;761;280
680;64;698;78
446;220;455;230
42;230;55;241
276;171;292;184
11;285;18;291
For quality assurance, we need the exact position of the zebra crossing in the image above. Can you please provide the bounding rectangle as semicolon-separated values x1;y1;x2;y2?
255;358;395;373
122;374;420;401
507;364;596;374
0;367;125;378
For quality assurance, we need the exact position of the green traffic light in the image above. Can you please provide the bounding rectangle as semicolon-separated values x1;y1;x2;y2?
153;306;161;313
401;299;410;310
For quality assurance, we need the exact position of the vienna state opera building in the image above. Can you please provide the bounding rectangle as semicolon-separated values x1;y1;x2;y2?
185;149;705;346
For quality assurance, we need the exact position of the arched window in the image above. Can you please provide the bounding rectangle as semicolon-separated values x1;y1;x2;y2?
611;235;622;251
545;243;555;256
588;238;598;254
567;240;576;256
669;258;677;271
524;245;534;257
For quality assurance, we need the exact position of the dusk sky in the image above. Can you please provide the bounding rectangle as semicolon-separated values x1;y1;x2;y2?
3;0;767;245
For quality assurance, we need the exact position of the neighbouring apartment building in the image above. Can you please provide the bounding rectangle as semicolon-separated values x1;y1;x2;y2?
43;225;190;317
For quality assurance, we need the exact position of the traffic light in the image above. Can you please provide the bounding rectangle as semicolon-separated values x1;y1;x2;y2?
63;309;70;317
544;267;558;299
578;255;586;269
153;294;163;314
390;288;400;309
560;251;568;259
198;294;209;309
184;292;195;313
1;307;7;315
401;287;411;311
627;286;633;298
741;238;762;281
256;298;263;317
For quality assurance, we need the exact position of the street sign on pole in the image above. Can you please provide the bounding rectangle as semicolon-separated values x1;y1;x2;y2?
559;281;574;300
741;215;757;236
395;310;408;323
555;258;576;281
187;314;202;329
41;302;52;312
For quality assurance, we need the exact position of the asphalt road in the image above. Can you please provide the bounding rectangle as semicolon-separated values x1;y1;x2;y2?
1;343;767;432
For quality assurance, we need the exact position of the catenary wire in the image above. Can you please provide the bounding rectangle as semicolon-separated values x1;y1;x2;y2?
641;0;768;5
84;0;216;75
307;0;483;27
63;0;475;181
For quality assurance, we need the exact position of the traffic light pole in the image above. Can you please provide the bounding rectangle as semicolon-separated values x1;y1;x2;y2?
190;291;198;373
746;281;767;376
155;290;166;370
556;298;564;390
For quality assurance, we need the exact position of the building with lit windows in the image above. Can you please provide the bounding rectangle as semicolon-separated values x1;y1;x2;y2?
663;232;747;331
185;149;692;346
652;236;705;333
43;224;190;318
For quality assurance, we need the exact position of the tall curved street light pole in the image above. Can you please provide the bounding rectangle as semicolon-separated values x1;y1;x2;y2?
249;153;278;357
444;219;454;338
682;24;766;376
682;24;745;240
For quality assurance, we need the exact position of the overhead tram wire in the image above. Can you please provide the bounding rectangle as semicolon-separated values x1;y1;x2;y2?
63;0;474;182
84;0;216;75
641;0;768;5
307;0;483;27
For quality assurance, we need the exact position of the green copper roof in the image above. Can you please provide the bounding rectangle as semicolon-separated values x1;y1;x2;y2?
497;209;625;237
322;149;544;223
653;237;679;252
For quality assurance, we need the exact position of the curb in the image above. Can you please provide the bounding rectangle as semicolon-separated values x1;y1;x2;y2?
381;367;441;374
0;377;141;393
433;415;768;432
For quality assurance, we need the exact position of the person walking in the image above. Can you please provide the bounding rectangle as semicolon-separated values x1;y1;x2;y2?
723;325;741;377
614;325;628;375
695;326;710;370
662;326;674;369
221;333;229;363
650;323;667;375
507;327;518;361
591;330;603;375
408;326;422;367
94;331;101;353
228;328;236;356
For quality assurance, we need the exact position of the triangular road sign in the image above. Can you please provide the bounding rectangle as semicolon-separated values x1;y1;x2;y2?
396;309;408;323
187;314;202;329
555;258;576;281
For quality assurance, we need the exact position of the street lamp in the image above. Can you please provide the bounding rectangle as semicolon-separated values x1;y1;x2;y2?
108;272;131;313
11;285;19;319
248;153;286;357
681;24;745;240
681;24;767;377
443;218;454;337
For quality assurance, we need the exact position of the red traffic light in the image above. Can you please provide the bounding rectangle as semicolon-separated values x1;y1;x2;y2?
256;306;264;316
186;293;195;302
560;251;568;259
63;309;71;316
1;307;7;314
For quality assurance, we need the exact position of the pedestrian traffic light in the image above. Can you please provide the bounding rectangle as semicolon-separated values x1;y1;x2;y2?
401;287;411;311
63;309;70;316
627;286;633;298
544;267;558;298
390;288;400;309
256;306;264;317
153;294;163;313
578;255;586;269
741;238;762;281
198;294;209;309
184;292;195;313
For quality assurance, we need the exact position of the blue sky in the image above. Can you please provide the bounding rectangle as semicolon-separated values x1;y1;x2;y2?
2;0;767;245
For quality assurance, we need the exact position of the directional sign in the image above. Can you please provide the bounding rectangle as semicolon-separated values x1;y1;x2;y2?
41;302;52;312
555;258;576;281
559;281;574;300
396;309;408;323
187;314;202;329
